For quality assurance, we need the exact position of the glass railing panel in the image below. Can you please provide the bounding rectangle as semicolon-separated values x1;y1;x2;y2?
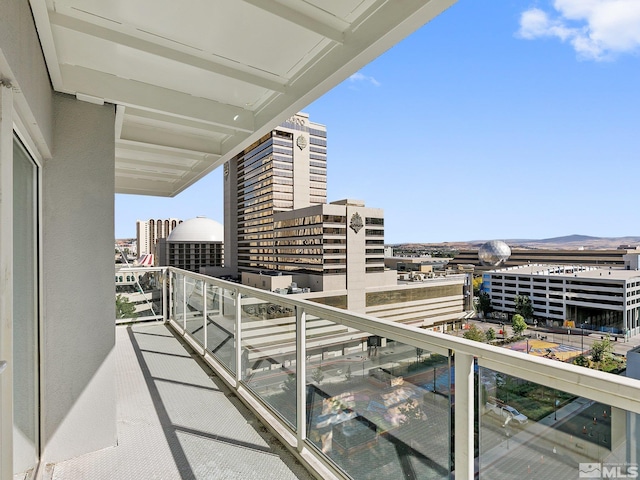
240;294;297;429
478;367;635;479
172;272;185;323
205;285;237;373
184;278;205;343
115;268;164;324
304;314;451;480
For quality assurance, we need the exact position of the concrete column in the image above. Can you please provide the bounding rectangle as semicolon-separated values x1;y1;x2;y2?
346;206;365;313
292;131;310;209
41;94;116;464
223;159;238;276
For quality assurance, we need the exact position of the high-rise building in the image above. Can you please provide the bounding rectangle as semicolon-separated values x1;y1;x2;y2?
136;218;182;258
225;115;466;320
270;199;391;311
224;112;326;274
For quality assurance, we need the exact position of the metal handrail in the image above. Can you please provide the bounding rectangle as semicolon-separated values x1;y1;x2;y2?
167;266;640;480
167;266;640;413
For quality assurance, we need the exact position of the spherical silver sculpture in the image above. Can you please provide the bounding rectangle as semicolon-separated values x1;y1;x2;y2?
478;240;511;267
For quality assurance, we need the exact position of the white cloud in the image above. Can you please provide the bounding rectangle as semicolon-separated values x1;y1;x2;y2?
349;72;381;87
518;0;640;60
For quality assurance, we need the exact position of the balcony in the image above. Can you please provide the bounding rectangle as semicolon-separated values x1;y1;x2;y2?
63;266;640;479
48;321;313;480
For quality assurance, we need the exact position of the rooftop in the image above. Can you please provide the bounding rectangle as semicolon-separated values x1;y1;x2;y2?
488;264;640;281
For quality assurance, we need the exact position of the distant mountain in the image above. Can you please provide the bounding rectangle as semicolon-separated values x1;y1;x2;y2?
390;235;640;250
535;234;600;244
510;235;640;249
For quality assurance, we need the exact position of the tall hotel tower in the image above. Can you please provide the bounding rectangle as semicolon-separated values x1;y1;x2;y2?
224;113;327;274
136;218;182;257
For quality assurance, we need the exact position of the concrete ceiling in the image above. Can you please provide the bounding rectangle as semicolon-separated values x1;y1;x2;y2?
31;0;456;197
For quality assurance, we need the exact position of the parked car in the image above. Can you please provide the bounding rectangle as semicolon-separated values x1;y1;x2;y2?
485;401;528;425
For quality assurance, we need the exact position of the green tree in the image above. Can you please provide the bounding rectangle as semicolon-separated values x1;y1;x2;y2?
472;276;483;296
573;354;590;367
416;347;424;364
115;294;137;319
311;367;324;385
511;314;527;337
398;398;425;427
463;324;487;343
281;373;296;392
477;292;492;316
591;334;613;363
486;328;496;342
514;295;534;320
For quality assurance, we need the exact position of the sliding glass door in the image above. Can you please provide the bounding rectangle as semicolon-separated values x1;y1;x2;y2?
12;136;39;475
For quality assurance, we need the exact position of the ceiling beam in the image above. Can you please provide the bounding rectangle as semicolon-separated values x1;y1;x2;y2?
29;0;64;90
60;64;255;133
116;139;215;162
115;168;187;181
120;123;223;156
124;107;238;138
241;0;344;44
115;176;177;196
49;10;287;94
115;157;194;174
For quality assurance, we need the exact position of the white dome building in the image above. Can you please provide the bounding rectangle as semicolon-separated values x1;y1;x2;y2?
157;217;224;272
166;216;224;243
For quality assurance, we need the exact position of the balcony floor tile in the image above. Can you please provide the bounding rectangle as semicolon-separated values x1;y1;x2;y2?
50;323;313;480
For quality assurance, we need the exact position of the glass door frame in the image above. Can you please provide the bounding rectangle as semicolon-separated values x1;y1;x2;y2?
0;84;44;480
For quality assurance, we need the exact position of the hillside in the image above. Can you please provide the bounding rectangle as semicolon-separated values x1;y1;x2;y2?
390;235;640;251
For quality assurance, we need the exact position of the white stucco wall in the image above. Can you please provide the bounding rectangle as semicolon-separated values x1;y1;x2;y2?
41;93;116;464
1;1;120;472
0;0;53;157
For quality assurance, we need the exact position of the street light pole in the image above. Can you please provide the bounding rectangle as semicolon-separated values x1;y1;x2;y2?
433;366;436;394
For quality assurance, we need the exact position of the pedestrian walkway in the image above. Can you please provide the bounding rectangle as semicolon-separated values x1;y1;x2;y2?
48;323;314;480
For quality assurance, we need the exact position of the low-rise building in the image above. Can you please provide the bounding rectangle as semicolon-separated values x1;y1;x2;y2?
450;247;640;273
483;258;640;337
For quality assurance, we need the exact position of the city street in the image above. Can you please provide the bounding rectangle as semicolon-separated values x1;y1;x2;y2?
480;397;615;480
457;317;640;357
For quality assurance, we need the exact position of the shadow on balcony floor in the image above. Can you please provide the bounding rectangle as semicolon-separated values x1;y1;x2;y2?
50;323;314;480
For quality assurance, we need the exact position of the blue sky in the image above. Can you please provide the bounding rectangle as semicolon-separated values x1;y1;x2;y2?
115;0;640;244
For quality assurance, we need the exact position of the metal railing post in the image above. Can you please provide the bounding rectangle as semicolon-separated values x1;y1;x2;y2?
235;288;242;383
162;268;168;323
454;351;475;480
296;306;306;450
203;282;208;351
182;275;187;330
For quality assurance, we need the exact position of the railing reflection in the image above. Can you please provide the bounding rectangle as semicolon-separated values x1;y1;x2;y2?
115;267;165;324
